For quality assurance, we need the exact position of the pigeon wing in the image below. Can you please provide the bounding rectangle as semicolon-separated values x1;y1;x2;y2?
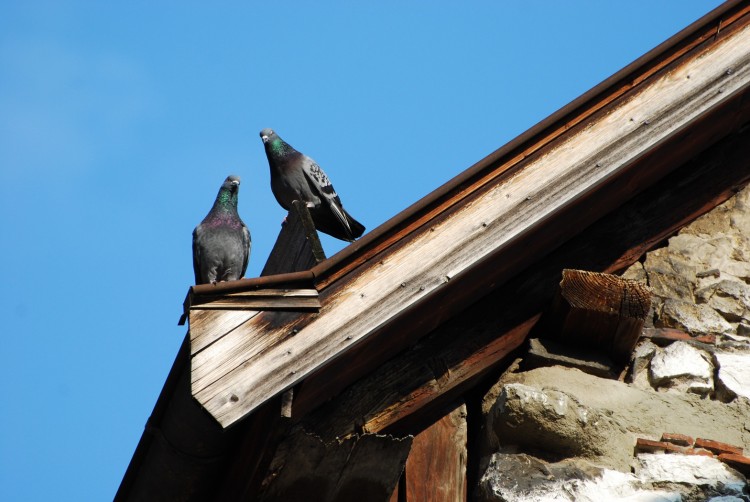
240;223;251;278
301;158;352;236
192;224;204;284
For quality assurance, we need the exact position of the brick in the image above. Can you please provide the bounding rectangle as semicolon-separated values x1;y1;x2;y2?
642;328;691;341
685;448;714;457
695;334;717;344
641;328;716;346
660;433;694;447
635;438;685;454
718;453;750;476
694;438;743;456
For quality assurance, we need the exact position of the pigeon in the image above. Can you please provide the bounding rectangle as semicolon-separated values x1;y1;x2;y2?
259;128;365;242
192;175;251;285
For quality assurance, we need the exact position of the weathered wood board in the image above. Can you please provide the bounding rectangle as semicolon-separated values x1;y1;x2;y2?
190;289;320;310
404;402;467;502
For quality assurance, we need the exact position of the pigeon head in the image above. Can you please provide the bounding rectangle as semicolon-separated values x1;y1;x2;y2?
260;128;294;158
215;175;241;208
259;128;277;144
222;175;241;190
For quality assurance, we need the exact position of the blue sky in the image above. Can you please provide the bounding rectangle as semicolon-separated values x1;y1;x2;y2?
0;1;725;500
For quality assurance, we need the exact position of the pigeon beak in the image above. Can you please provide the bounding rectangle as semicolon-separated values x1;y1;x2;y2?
261;135;269;144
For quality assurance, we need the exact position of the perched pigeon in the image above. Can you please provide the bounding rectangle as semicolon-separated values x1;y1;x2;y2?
259;128;365;242
192;175;251;285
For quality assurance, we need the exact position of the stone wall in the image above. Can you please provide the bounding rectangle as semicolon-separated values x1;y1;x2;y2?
476;187;750;501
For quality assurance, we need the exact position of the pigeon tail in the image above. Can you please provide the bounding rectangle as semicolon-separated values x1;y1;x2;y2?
310;206;365;242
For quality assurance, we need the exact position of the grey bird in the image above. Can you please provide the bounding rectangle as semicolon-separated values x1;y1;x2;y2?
192;175;251;285
259;128;365;242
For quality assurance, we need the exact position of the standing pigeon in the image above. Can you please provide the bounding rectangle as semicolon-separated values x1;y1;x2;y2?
259;128;365;242
192;175;251;285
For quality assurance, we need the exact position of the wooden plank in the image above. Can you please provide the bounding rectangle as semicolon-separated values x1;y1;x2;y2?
546;269;651;363
199;289;320;298
192;24;750;428
190;310;261;356
189;288;320;311
291;316;534;444
404;402;467;502
190;298;320;311
188;292;319;356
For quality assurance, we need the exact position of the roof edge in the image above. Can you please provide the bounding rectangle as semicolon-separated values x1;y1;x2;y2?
190;270;315;296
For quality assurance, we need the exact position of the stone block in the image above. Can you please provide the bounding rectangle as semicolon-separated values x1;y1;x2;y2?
649;341;714;396
695;279;750;322
477;452;747;502
650;245;700;275
491;383;615;459
484;366;750;472
715;351;750;402
729;187;750;235
636;453;746;491
621;261;647;283
657;298;735;336
477;453;682;502
647;271;695;302
627;339;657;390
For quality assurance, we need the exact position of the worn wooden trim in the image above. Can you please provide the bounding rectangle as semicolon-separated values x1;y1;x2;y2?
190;300;319;311
189;24;750;428
189;289;320;311
190;310;261;357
